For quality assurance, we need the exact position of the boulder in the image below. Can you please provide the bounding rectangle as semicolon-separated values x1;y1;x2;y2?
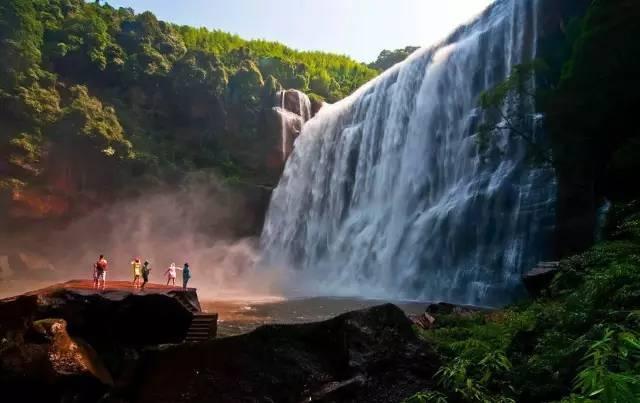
522;262;560;296
134;304;439;403
0;281;206;402
0;318;112;403
0;281;199;351
411;312;436;329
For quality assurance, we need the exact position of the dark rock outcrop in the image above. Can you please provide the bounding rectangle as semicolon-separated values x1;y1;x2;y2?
134;304;438;403
522;262;560;296
0;281;204;403
1;318;112;403
0;281;198;350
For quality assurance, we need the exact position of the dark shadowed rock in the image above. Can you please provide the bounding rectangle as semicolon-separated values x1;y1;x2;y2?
0;281;199;350
134;304;438;403
0;281;205;402
522;262;560;296
1;318;112;403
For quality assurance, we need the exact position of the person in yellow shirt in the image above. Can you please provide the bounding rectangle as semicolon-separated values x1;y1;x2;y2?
131;258;142;289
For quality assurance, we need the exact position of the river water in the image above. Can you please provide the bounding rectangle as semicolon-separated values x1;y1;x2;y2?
201;297;427;337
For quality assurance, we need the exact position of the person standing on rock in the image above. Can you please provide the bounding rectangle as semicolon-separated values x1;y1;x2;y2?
131;258;142;288
92;262;98;287
182;263;191;289
141;260;151;291
94;255;107;290
165;262;177;286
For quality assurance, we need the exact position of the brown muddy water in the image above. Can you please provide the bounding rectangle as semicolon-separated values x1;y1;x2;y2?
201;297;428;337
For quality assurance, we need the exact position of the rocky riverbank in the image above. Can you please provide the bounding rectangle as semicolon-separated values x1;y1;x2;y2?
0;282;440;403
0;281;202;402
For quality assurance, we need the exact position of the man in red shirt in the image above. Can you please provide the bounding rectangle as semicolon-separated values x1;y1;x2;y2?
94;255;108;290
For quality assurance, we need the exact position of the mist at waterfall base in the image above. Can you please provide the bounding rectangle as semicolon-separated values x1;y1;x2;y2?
261;0;557;307
1;173;283;301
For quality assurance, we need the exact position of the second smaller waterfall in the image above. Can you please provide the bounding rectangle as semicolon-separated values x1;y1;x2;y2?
274;89;312;161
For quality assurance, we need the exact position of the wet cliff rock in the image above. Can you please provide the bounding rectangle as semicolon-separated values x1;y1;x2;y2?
134;304;438;403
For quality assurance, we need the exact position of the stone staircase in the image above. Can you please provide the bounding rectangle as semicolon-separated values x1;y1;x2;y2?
170;290;200;313
166;289;217;342
184;313;218;342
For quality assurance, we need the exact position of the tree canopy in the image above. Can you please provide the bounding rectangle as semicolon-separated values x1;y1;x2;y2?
0;0;378;217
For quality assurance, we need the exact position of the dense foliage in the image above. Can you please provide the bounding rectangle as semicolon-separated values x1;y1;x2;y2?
407;1;640;401
407;201;640;403
0;0;377;224
177;26;377;101
476;0;639;256
368;46;420;71
548;0;640;255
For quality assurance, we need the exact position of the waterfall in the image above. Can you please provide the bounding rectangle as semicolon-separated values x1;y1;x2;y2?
276;90;312;161
261;0;556;306
280;91;287;161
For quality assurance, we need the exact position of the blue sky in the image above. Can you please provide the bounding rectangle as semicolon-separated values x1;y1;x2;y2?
104;0;493;62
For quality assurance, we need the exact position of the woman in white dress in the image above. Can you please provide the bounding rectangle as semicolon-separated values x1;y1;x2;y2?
165;262;178;286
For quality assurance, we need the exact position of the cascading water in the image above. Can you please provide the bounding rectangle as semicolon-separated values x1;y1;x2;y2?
261;0;556;306
280;91;287;161
275;89;312;161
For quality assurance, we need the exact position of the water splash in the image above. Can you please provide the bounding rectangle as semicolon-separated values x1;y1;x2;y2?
261;0;556;306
